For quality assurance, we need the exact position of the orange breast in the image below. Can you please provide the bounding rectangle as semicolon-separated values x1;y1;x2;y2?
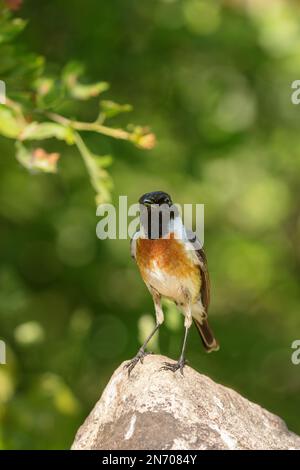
136;235;200;291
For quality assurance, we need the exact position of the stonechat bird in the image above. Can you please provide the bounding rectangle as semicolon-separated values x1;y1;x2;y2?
126;191;219;375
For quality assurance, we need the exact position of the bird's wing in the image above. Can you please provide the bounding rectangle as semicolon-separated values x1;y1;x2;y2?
185;230;210;312
130;230;140;260
195;247;210;312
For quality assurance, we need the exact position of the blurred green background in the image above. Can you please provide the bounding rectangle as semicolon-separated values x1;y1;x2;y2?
1;0;300;449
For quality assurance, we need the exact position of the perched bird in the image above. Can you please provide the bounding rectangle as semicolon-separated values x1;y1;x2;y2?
126;191;219;375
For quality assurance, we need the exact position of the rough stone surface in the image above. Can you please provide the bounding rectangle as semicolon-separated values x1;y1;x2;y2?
72;354;300;450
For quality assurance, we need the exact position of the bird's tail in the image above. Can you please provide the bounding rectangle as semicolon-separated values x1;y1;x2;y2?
193;318;220;353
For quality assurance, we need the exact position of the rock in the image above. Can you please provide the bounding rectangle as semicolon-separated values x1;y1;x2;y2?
71;354;300;450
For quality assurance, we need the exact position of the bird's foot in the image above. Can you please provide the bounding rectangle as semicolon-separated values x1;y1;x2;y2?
160;356;187;375
125;349;153;376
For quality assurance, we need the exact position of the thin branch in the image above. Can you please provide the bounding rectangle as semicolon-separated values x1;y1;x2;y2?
73;131;111;203
46;111;131;141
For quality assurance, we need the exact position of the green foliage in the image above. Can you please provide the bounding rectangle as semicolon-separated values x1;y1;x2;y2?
0;104;23;137
15;143;60;174
0;10;26;44
99;100;133;120
0;5;155;203
1;0;300;451
62;61;110;101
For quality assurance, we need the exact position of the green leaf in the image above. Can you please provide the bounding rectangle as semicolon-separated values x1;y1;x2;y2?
5;52;45;94
16;142;60;174
62;61;85;85
70;81;109;101
15;142;34;170
0;104;23;138
94;154;113;168
0;15;27;45
62;61;109;100
19;122;74;144
14;53;45;80
99;100;132;119
34;77;65;109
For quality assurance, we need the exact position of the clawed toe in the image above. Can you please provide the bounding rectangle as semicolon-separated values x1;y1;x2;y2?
124;357;139;376
160;358;187;375
124;350;153;376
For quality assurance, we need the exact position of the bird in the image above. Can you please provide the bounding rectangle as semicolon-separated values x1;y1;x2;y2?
126;190;219;375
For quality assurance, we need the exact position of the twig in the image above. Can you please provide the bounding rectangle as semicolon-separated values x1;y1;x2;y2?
46;111;131;141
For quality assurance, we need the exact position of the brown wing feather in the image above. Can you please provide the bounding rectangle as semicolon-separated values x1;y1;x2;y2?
186;230;210;311
196;248;210;312
194;247;219;351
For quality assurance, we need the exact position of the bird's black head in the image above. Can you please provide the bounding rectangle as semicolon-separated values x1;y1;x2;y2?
139;191;173;207
139;191;176;239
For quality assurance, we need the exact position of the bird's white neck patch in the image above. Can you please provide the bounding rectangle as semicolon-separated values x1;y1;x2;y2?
139;208;188;241
169;215;187;241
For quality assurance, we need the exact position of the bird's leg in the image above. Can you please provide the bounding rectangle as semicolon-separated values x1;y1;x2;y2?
161;304;192;375
125;323;159;376
160;325;190;375
125;289;163;376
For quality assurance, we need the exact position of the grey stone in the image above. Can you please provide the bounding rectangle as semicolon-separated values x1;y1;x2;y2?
71;354;300;450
